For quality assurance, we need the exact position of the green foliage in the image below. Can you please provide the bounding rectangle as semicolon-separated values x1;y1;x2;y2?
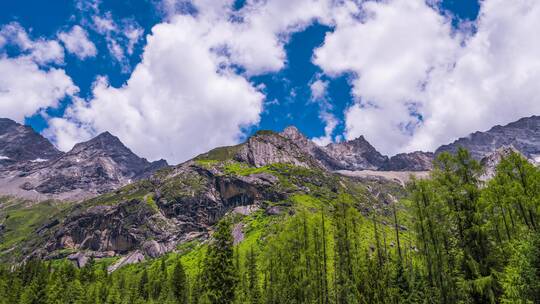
2;149;540;303
195;145;241;162
202;220;237;304
0;198;69;258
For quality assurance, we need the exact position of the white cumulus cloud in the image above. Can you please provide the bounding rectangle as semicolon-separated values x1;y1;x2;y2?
0;23;76;123
47;15;264;163
58;25;97;60
314;0;540;155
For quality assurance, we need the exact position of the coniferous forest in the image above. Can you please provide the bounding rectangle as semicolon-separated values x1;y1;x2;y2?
1;149;540;304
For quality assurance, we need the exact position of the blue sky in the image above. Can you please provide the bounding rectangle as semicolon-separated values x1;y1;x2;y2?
2;0;539;164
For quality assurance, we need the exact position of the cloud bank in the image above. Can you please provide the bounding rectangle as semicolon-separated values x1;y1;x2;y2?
315;0;540;155
0;23;77;122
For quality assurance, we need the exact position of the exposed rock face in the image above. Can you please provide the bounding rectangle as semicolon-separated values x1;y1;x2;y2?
37;162;289;259
381;151;434;171
0;131;168;200
436;116;540;160
280;126;343;170
479;146;522;181
235;130;322;168
325;136;389;170
280;126;432;171
50;199;176;254
32;132;168;194
0;118;62;166
107;250;145;273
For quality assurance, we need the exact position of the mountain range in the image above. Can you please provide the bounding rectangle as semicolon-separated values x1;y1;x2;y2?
1;116;539;201
0;115;539;266
0;120;167;201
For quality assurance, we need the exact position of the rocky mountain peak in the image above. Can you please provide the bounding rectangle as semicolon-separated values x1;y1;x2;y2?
234;129;322;168
0;117;17;130
0;126;168;201
436;115;540;160
0;118;62;166
325;136;388;170
70;131;127;154
281;126;306;141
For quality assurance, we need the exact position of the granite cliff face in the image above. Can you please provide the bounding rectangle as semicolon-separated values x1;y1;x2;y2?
436;116;540;161
38;161;289;259
0;118;62;166
234;130;323;169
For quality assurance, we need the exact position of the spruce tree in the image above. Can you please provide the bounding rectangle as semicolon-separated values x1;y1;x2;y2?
171;259;188;304
202;219;237;304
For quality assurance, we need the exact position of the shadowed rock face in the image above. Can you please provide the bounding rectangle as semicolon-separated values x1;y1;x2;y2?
38;162;288;258
436;116;540;160
0;118;62;166
381;151;434;171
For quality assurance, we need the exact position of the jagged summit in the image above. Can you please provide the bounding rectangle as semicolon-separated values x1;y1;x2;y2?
436;115;540;160
0;126;168;200
0;118;62;165
325;135;389;171
235;128;323;168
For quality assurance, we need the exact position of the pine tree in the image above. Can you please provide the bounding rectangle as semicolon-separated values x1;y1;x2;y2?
203;219;237;304
171;259;188;304
245;247;260;304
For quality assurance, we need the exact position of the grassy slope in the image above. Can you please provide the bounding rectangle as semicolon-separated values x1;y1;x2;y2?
0;197;70;259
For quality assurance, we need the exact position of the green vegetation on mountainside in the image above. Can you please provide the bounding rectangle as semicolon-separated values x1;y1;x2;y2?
2;149;540;303
0;197;69;259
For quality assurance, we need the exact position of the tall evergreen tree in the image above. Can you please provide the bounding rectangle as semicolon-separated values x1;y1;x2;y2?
171;259;188;304
202;219;237;304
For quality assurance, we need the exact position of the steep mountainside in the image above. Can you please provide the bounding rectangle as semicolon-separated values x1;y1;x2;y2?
436;116;540;161
3;130;404;263
279;126;343;169
0;118;62;166
0;132;167;201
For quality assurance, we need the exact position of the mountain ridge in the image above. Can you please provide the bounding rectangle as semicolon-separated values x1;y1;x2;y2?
0;115;539;201
0;122;168;201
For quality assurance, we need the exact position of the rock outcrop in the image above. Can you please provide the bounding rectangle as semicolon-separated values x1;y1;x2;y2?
234;130;323;168
37;161;289;259
324;136;389;170
381;151;434;171
479;146;522;181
